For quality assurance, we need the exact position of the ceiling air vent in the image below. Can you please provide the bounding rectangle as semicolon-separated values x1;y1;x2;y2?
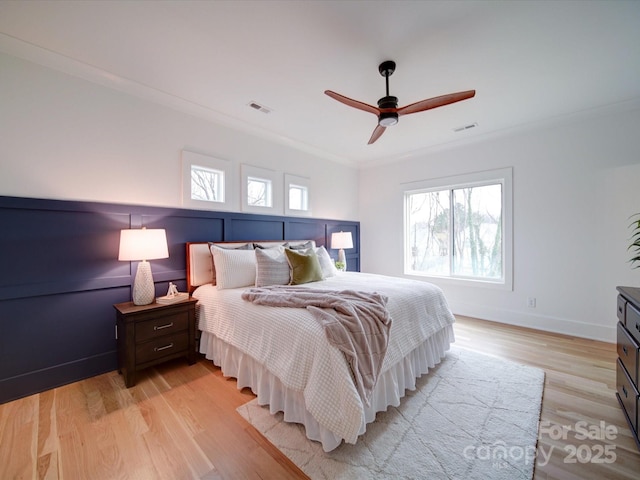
248;101;272;114
453;122;478;133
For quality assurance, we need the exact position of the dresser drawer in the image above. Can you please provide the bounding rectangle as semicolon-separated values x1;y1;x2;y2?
617;358;639;434
135;311;189;343
618;295;628;326
618;322;639;386
136;332;189;365
627;303;640;345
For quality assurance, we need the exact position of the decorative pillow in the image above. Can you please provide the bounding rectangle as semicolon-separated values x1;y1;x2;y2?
288;240;314;250
284;248;323;285
315;245;338;278
255;247;290;286
211;246;257;289
208;242;254;284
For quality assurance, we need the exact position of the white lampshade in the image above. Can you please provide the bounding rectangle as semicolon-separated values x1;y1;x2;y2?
119;228;169;305
118;228;169;261
331;231;353;250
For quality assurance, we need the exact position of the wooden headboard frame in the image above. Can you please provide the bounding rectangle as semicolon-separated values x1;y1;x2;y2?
185;240;316;293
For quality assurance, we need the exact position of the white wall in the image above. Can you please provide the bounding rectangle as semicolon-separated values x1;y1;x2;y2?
0;52;359;221
359;103;640;342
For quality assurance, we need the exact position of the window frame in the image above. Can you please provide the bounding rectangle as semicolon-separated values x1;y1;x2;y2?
181;150;237;211
403;167;513;290
284;173;311;216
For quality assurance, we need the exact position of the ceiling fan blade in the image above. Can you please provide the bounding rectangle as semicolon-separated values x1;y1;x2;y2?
368;124;387;144
397;90;476;116
325;90;380;116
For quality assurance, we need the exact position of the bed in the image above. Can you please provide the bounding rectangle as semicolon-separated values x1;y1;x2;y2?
187;240;455;452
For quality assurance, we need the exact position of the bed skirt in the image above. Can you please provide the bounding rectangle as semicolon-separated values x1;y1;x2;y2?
200;324;455;452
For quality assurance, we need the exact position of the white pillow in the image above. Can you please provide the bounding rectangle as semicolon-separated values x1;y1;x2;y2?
255;247;290;286
211;246;257;289
316;245;338;278
208;242;253;284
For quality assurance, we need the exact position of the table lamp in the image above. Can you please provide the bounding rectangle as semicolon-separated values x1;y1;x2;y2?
118;228;169;305
331;231;353;271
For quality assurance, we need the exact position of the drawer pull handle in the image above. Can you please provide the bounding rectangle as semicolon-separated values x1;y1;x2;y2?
619;306;623;314
636;323;640;333
623;345;628;355
154;322;174;331
623;385;628;398
154;343;174;352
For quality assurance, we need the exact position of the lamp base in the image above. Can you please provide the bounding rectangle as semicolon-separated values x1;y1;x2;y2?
337;248;347;271
132;260;155;305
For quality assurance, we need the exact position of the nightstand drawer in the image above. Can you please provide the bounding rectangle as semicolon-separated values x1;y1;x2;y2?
135;311;189;342
617;358;639;434
618;295;628;326
627;303;640;345
618;322;639;386
136;332;189;364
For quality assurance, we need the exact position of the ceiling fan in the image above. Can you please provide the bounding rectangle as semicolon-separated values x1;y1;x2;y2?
325;60;475;145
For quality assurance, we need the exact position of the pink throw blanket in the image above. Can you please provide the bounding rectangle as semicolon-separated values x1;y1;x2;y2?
241;286;391;405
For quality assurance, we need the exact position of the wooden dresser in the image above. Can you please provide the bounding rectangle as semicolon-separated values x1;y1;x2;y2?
114;298;198;387
616;286;640;449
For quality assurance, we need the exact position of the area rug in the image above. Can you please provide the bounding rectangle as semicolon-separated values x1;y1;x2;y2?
237;346;545;480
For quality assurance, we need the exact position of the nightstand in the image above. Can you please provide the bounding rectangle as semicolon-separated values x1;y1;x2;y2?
616;286;640;450
114;298;198;387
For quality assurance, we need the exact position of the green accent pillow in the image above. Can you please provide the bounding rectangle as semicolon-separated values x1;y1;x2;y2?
284;248;324;285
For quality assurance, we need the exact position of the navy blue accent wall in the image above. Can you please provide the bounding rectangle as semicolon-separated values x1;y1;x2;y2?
0;195;359;404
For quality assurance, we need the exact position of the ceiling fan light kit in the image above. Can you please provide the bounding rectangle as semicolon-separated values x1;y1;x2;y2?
325;60;476;144
378;111;398;127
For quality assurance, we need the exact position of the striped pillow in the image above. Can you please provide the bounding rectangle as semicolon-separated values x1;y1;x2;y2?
255;247;290;287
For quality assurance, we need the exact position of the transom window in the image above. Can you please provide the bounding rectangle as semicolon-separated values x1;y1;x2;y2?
190;165;224;203
288;183;308;211
247;176;272;207
404;168;512;288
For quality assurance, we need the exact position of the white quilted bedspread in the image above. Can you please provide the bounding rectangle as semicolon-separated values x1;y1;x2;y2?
193;272;455;443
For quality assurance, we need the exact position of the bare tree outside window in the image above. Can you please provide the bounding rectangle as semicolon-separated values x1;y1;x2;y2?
406;183;503;281
408;190;450;275
247;177;272;207
191;165;224;202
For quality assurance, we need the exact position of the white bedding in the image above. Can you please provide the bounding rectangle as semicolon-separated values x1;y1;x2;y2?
194;271;455;450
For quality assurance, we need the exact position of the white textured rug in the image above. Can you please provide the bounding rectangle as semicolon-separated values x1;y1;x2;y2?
237;347;544;480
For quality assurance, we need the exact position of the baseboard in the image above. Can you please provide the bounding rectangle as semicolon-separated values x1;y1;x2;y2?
0;351;117;404
449;302;616;343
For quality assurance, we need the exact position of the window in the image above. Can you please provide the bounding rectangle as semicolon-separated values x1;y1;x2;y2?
247;176;272;207
284;174;311;216
404;168;512;288
241;165;283;214
181;150;237;211
191;165;224;203
289;184;308;210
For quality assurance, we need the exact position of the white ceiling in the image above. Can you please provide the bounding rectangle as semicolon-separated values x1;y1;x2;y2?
1;0;639;167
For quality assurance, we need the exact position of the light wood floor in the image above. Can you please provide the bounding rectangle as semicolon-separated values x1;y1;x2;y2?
2;316;640;479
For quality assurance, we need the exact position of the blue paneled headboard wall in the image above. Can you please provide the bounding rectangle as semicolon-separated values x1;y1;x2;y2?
0;195;359;404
